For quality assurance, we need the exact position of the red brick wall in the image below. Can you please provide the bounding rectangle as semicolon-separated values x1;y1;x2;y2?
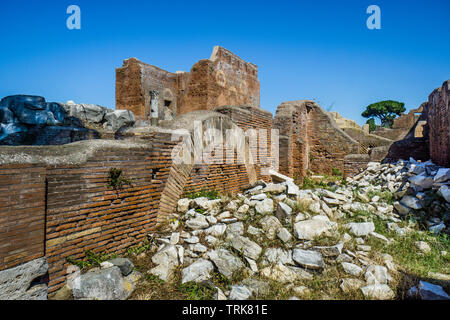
307;104;359;175
344;154;371;177
428;80;450;166
116;58;145;119
178;60;212;114
0;134;182;292
215;105;274;182
274;101;358;181
384;137;429;163
45;138;178;292
0;126;272;292
273;102;309;182
0;165;46;271
184;163;251;197
140;63;180;119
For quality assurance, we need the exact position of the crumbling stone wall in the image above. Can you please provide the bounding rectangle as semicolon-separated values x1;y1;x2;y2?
341;127;393;154
385;137;430;162
179;47;260;114
307;103;360;175
273;101;309;182
116;58;181;122
344;101;437;171
371;107;423;142
427;80;450;166
384;103;430;163
116;47;260;121
273;101;359;181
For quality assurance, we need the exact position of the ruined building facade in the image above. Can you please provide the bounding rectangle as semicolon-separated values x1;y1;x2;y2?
0;46;448;298
116;46;260;123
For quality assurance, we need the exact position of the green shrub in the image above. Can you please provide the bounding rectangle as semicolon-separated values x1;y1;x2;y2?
107;168;133;190
332;168;343;176
301;176;328;190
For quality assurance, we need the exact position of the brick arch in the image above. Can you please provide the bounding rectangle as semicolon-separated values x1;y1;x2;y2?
156;111;257;223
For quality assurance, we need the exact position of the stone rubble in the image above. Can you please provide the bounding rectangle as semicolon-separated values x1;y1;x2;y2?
69;258;141;300
133;158;449;300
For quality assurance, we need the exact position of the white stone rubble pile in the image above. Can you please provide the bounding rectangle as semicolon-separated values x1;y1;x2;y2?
144;159;449;300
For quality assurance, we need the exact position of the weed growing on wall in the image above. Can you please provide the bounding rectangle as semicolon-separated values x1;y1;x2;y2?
107;168;133;190
332;168;343;176
66;250;118;270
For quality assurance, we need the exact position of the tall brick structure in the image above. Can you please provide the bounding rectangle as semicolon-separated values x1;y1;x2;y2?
116;46;260;122
427;80;450;167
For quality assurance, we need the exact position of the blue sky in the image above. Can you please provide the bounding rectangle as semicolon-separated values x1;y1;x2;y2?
0;0;449;125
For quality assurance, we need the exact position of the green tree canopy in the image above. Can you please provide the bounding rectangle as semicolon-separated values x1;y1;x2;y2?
362;100;406;128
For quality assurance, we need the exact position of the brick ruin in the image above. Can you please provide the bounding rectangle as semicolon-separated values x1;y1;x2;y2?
427;80;450;167
0;46;448;296
116;46;260;124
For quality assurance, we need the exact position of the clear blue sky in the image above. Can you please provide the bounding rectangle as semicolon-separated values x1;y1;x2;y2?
0;0;449;125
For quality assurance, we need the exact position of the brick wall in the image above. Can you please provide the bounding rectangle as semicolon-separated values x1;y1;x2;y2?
140;63;180;119
0;165;46;271
215;105;274;182
116;58;145;119
384;137;430;163
370;107;424;142
427;80;450;166
370;127;409;141
342;128;393;154
0;137;182;293
307;104;360;175
344;154;371;177
274;101;359;180
184;162;251;197
44;137;178;292
273;102;309;182
0;120;273;293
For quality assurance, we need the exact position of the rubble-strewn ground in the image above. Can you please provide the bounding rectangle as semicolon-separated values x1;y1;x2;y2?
73;159;450;300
